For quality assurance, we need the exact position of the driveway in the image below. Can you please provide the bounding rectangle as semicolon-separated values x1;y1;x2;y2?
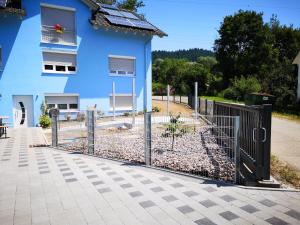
271;117;300;171
0;128;300;225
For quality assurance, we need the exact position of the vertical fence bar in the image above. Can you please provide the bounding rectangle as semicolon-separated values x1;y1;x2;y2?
234;116;240;184
205;99;208;115
262;104;272;180
132;78;136;126
51;112;58;148
194;82;198;119
144;112;152;166
112;82;116;121
87;109;95;155
167;85;170;115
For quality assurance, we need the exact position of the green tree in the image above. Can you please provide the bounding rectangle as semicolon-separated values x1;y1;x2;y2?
117;0;144;11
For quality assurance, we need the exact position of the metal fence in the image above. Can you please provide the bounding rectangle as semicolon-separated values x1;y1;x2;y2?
152;96;189;105
148;113;239;182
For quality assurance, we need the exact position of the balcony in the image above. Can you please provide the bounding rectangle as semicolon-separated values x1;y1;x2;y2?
41;25;76;46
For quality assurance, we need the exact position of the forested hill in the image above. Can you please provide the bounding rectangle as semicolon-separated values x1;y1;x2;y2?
152;48;215;62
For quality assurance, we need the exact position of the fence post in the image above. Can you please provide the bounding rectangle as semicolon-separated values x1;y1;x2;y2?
112;82;116;121
132;78;136;126
234;116;240;184
167;85;170;115
51;113;58;147
87;109;95;155
144;112;152;166
205;99;208;115
262;104;272;180
194;82;198;119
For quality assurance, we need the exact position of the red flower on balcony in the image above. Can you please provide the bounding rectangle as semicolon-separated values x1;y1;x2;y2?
54;24;64;33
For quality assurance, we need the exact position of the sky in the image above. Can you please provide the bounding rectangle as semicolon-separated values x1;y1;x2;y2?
140;0;300;51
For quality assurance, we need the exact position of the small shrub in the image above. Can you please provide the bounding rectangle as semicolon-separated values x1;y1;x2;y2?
77;112;86;122
152;106;161;112
223;87;238;100
123;112;130;117
39;115;51;128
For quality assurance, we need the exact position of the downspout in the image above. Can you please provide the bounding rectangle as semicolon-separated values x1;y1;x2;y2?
144;37;152;112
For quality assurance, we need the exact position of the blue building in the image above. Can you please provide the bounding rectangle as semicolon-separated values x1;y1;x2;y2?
0;0;166;127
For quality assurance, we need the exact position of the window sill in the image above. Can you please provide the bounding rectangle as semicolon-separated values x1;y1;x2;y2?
109;108;133;111
42;70;77;75
40;40;77;47
109;74;135;78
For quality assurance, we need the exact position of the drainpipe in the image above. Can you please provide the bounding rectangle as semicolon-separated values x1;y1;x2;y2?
144;37;152;113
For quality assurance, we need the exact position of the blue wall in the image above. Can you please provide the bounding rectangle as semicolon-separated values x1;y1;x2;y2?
0;0;153;126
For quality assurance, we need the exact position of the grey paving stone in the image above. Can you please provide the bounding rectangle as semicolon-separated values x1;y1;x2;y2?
83;169;93;173
97;162;106;166
259;199;277;207
75;161;85;164
219;211;239;221
240;204;259;214
129;191;143;198
203;186;217;193
57;163;67;167
101;167;111;171
92;181;104;186
60;168;70;172
220;195;236;202
37;162;47;165
87;175;98;179
139;200;156;208
62;172;74;177
65;178;77;183
151;187;164;193
38;166;48;170
98;188;112;194
141;179;153;185
18;164;28;167
113;177;124;182
40;170;50;174
199;199;217;208
18;160;28;163
177;205;194;214
285;209;300;220
265;217;289;225
162;195;178;202
183;191;199;197
170;183;184;188
79;165;88;169
107;171;117;176
132;174;143;178
55;159;64;163
159;177;170;181
2;159;10;161
120;183;133;189
194;218;217;225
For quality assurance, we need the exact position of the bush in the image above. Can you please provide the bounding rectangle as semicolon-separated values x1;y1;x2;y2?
152;106;161;112
222;87;238;100
77;112;86;122
123;112;130;117
39;115;51;128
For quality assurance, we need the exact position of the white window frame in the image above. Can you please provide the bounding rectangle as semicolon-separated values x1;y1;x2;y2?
44;93;79;112
42;50;77;75
40;3;77;46
108;55;136;77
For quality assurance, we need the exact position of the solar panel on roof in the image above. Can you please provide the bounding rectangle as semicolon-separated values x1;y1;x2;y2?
0;0;7;8
99;3;117;10
102;8;123;17
128;19;157;30
120;11;139;20
104;15;133;27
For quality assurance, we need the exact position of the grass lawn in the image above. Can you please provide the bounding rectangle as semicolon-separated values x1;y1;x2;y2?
200;96;244;104
273;112;300;123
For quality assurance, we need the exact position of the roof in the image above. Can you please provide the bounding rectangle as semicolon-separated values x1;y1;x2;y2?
0;0;26;17
82;0;167;37
293;51;300;64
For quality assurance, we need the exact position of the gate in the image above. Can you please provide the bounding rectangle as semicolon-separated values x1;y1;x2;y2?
213;102;272;184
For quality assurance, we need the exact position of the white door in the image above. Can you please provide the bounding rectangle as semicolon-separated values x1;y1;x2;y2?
13;95;34;128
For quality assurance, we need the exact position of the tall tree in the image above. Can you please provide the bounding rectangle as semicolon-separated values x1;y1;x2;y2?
117;0;144;12
214;10;275;86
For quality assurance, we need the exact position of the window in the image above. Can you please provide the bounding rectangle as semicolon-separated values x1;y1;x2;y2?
0;46;2;71
109;56;135;76
110;94;135;111
41;4;76;45
42;51;77;74
45;95;79;111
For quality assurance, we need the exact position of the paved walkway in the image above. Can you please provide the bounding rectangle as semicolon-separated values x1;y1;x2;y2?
272;117;300;172
0;128;300;225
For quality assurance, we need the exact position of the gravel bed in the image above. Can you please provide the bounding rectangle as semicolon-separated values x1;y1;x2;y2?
60;126;235;181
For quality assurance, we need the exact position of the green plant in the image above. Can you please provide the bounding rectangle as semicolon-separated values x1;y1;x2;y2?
123;112;130;117
152;106;161;112
40;101;49;116
39;115;51;128
162;113;186;150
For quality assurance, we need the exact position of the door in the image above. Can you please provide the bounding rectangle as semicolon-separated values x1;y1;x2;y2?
13;95;34;128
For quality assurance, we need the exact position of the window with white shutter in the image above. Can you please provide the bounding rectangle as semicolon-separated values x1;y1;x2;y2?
109;56;135;76
42;50;77;74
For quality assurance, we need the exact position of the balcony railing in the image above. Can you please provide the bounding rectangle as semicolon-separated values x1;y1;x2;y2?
41;25;76;46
